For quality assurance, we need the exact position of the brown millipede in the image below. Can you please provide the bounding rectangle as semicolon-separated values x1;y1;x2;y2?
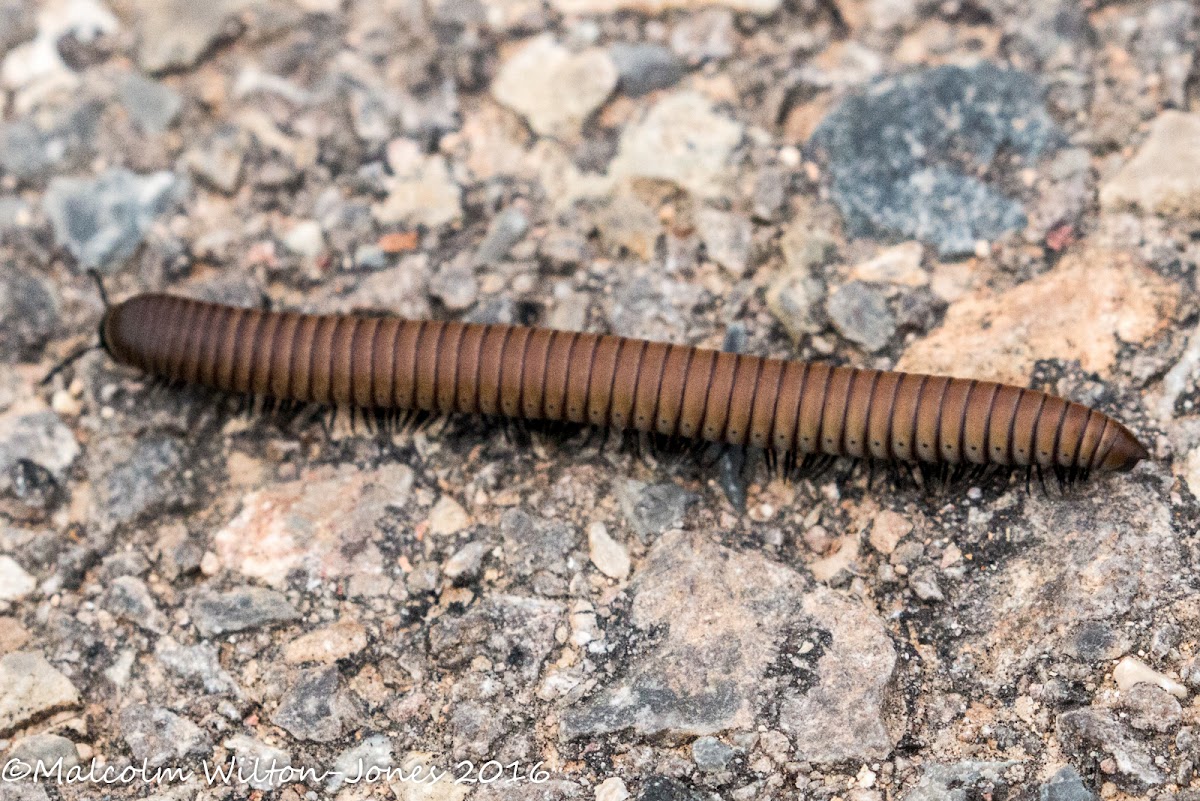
90;292;1149;484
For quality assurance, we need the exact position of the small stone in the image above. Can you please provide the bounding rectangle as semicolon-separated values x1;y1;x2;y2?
282;219;324;258
154;636;239;694
492;34;617;138
0;652;80;734
0;121;56;181
588;521;630;580
811;64;1059;256
443;541;488;583
908;567;944;602
696;208;752;276
809;535;858;583
475;206;529;265
827;282;896;352
1100;111;1200;217
43;168;185;273
190;586;299;637
1121;683;1182;733
609;92;743;200
283;620;368;665
905;762;1016;801
691;736;734;771
137;0;250;73
7;733;79;772
373;142;462;228
0;412;78;495
0;556;35;601
610;43;684;97
429;259;479;311
378;230;420;254
184;126;246;194
595;776;630;801
617;479;695;540
429;495;472;536
1113;656;1187;699
670;9;736;63
0;617;30;653
223;735;291;792
868;510;911;555
553;0;779;15
96;432;192;528
848;242;927;287
500;509;578;577
271;666;348;742
1057;708;1165;790
329;735;392;791
118;73;182;134
766;265;825;343
105;575;167;633
120;704;210;767
1039;766;1094;801
353;244;388;271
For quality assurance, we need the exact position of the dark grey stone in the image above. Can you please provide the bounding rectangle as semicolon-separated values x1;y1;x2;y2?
271;666;346;743
618;480;696;541
611;43;685;97
106;576;167;633
428;594;563;681
0;121;55;181
190;587;299;637
99;433;192;527
475;205;529;265
637;776;706;801
691;736;734;771
1040;766;1095;801
7;734;79;773
43;168;186;273
1057;707;1165;790
154;636;239;694
810;64;1060;256
500;509;578;577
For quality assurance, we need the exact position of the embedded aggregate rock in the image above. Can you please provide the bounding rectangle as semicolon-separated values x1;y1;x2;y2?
153;636;239;694
1100;110;1200;218
119;703;211;767
429;594;564;682
898;250;1177;385
811;64;1060;256
492;35;617;139
0;652;80;734
1056;707;1165;791
0;265;58;361
189;586;299;637
271;665;351;743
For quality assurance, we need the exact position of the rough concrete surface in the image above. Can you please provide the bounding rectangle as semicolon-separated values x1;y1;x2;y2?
0;1;1199;800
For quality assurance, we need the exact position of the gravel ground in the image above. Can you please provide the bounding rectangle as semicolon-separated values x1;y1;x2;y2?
1;1;1199;800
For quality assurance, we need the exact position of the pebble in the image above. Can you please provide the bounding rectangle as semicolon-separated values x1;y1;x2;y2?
429;258;479;311
617;479;695;541
184;125;246;194
908;567;944;602
587;521;630;580
610;43;684;97
899;250;1177;386
826;281;896;352
282;219;324;258
0;556;35;602
119;704;211;767
284;620;368;665
373;142;462;228
1100;110;1200;217
43;168;185;273
1038;766;1094;801
223;735;292;792
7;733;79;771
905;762;1016;801
595;776;630;801
105;575;168;633
1121;683;1182;733
608;91;744;200
0;652;80;733
848;242;927;287
766;264;825;343
811;64;1059;256
190;586;299;637
500;509;577;577
1056;707;1165;790
137;0;249;73
271;666;347;742
443;541;489;583
868;510;911;555
670;9;736;63
1112;655;1187;699
696;208;752;276
118;73;182;134
0;120;57;181
153;636;239;694
492;35;617;138
95;433;191;528
0;411;78;495
691;736;734;771
428;495;472;536
429;594;563;681
329;735;392;791
475;205;529;265
552;0;780;16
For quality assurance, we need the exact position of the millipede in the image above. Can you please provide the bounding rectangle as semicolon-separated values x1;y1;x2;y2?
76;290;1149;489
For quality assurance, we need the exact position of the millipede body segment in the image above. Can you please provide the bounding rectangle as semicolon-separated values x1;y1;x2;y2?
99;293;1150;476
